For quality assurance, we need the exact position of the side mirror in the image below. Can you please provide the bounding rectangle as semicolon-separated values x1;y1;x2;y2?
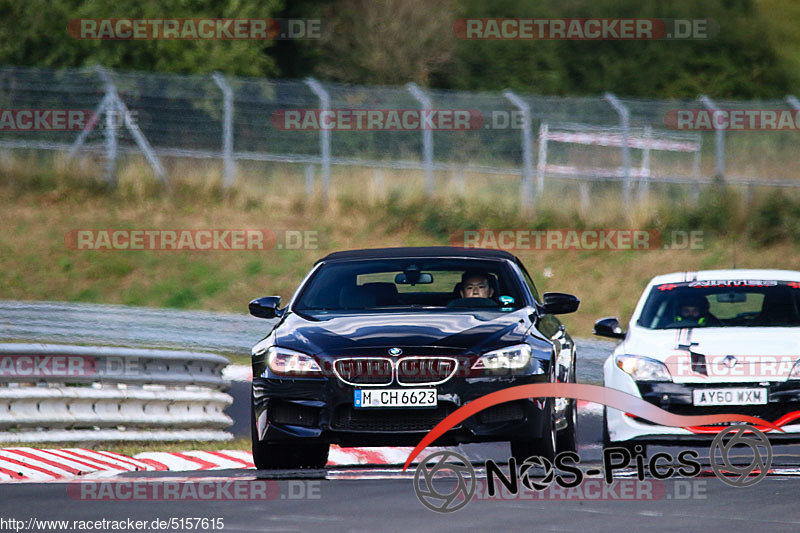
249;296;283;319
594;317;626;339
541;292;580;315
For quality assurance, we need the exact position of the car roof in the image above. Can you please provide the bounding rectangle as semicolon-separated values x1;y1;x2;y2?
316;246;519;263
649;269;800;285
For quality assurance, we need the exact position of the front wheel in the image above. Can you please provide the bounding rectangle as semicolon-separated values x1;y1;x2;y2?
252;440;329;470
556;398;577;454
511;398;556;463
602;407;646;457
251;402;329;469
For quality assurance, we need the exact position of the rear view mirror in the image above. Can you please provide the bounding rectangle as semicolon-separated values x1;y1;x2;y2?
249;296;283;319
716;292;746;303
594;317;626;339
394;272;433;285
541;292;580;314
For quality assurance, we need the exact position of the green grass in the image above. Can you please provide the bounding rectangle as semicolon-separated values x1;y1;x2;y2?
3;154;800;338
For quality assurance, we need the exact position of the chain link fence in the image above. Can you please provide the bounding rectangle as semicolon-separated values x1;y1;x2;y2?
2;64;800;207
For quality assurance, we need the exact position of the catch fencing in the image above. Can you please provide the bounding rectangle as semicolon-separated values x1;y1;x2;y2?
2;65;800;207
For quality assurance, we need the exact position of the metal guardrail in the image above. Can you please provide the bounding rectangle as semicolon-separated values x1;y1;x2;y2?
0;343;233;442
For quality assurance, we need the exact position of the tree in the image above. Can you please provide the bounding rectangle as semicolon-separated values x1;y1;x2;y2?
0;0;283;76
313;0;456;86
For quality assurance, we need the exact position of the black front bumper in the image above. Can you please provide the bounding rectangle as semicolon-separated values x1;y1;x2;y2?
252;374;549;447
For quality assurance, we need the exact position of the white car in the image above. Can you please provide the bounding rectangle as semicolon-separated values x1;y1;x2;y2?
595;269;800;452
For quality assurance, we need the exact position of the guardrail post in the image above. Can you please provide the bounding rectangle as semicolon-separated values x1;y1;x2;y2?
604;92;631;208
406;83;435;197
700;95;724;180
504;90;535;206
212;72;236;188
305;77;331;202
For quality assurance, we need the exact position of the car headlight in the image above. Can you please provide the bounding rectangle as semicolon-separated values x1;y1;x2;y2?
615;354;671;381
265;346;322;376
472;344;533;371
789;360;800;379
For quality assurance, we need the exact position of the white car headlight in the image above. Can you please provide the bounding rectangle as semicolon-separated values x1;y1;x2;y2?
472;344;533;371
265;346;322;376
789;360;800;379
615;354;671;381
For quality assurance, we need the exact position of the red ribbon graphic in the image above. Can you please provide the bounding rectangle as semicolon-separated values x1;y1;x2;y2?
402;383;782;471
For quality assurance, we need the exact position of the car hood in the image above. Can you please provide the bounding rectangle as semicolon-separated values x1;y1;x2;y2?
620;326;800;383
274;310;530;355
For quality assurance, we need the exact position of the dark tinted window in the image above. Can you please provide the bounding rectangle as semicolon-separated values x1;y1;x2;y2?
295;258;524;312
638;280;800;329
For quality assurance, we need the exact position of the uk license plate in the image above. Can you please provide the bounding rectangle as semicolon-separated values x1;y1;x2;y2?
354;388;437;408
692;388;767;406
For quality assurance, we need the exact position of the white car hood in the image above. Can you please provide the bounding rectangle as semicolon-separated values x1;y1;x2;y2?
619;326;800;383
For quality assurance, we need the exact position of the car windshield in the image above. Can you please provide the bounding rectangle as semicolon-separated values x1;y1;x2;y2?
294;258;525;313
637;280;800;329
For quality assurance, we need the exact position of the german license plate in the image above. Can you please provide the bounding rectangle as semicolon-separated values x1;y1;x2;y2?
354;388;437;408
692;388;767;406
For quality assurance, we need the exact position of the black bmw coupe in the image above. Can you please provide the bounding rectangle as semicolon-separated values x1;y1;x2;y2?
249;247;579;468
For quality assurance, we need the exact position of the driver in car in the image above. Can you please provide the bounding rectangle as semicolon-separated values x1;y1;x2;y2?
674;295;719;326
460;271;495;299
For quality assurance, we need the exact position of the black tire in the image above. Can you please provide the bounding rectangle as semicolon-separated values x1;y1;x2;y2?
556;354;577;454
511;397;556;463
556;398;577;454
251;401;329;469
602;407;646;457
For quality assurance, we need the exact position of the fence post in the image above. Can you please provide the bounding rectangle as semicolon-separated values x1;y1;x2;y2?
503;90;535;205
454;167;465;196
305;77;331;202
639;126;651;202
95;67;119;186
305;164;315;195
406;83;434;197
579;181;590;215
212;72;236;188
604;92;631;208
91;66;167;186
699;95;724;180
67;92;112;162
372;167;385;201
537;122;548;194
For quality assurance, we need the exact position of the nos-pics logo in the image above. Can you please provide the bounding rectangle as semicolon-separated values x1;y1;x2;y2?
413;424;773;512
